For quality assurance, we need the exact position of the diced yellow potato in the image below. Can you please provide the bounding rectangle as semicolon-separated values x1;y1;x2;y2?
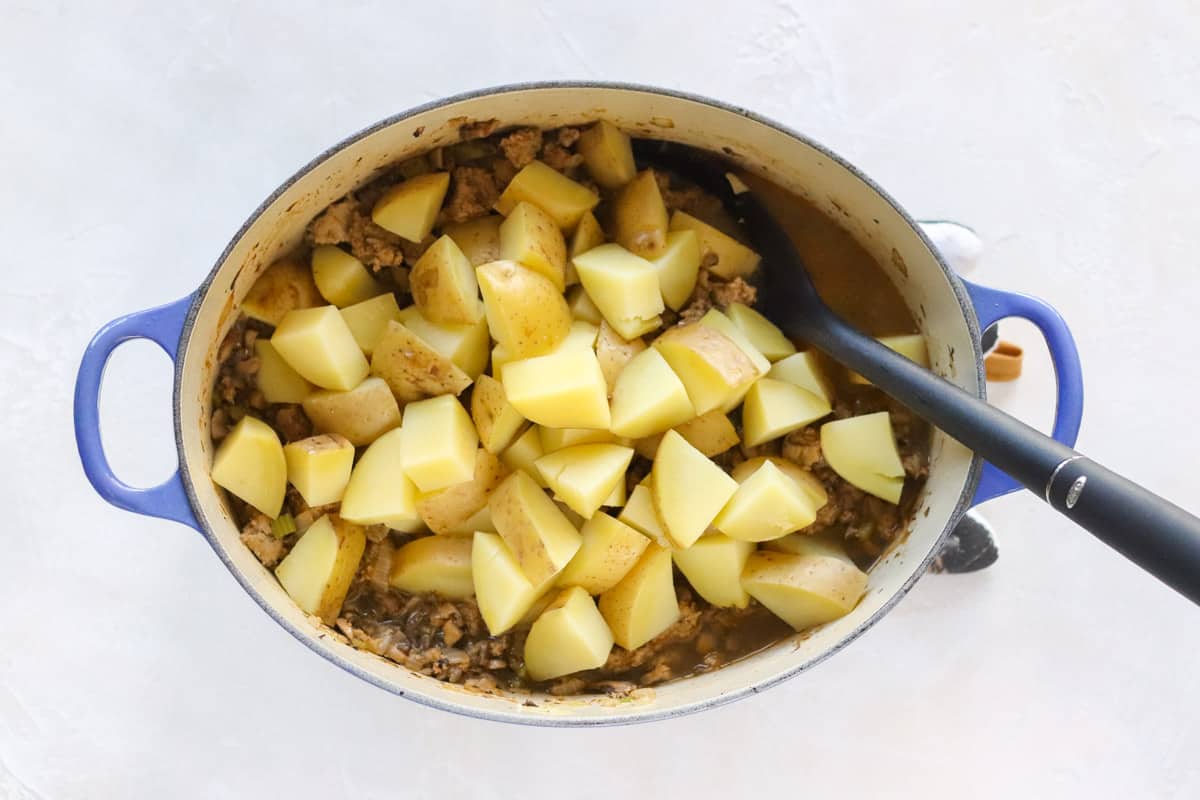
471;374;527;454
271;306;369;391
731;456;828;509
767;350;835;404
570;210;605;259
821;412;906;504
725;303;795;362
848;334;929;384
555;513;648;594
613;170;668;258
672;535;755;608
494;161;599;230
416;448;509;535
211;416;287;518
311;245;383;308
764;530;854;563
339;428;423;532
283;434;354;507
609;347;695;438
501;344;611;430
651;230;701;311
572;244;664;340
742;378;832;447
595;322;645;395
472;532;541;635
577;120;636;190
491;344;515;375
538;426;617;453
653;323;758;414
499;201;567;291
371;171;450;242
524;586;615;681
740;551;868;631
651;430;738;549
618;484;671;549
674;410;740;456
275;515;366;624
242;256;322;325
601;478;626;508
499;427;547;488
489;470;582;586
599;545;679;650
669;210;760;279
535;443;634;519
566;285;603;325
389;535;474;599
409;235;484;325
698;309;770;376
444;215;502;266
370;320;472;404
255;340;313;404
399;395;478;493
714;460;820;542
301;376;401;447
395;306;490;380
340;293;402;356
564;319;600;350
476;260;571;359
442;503;496;536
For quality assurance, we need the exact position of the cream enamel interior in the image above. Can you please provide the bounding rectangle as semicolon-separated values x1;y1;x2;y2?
177;85;980;725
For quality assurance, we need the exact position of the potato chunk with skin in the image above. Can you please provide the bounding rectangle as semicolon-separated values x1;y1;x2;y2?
494;161;600;230
339;428;423;532
698;309;770;376
370;320;472;404
255;340;312;404
741;551;868;631
651;430;738;549
535;443;634;519
444;215;501;266
301;376;401;447
242;257;322;325
566;285;603;326
577;120;636;190
283;434;354;507
673;535;755;608
653;323;758;414
410;235;484;325
538;426;617;454
272;306;369;391
416;448;509;535
556;513;649;595
669;210;761;279
599;545;679;650
499;201;567;291
613;170;668;258
501;344;611;430
472;532;541;635
371;171;450;242
572;244;664;340
476;260;571;359
764;530;854;563
499;426;547;488
525;586;615;681
848;333;929;385
399;395;478;493
726;303;796;362
652;230;701;311
570;210;605;258
732;456;828;508
471;374;527;455
714;460;820;542
489;470;582;586
311;245;383;307
563;319;599;350
767;350;835;404
595;321;646;395
340;293;402;356
609;347;695;438
396;306;489;380
275;515;366;625
618;484;672;549
389;535;474;599
211;416;287;518
674;410;740;457
821;412;906;503
742;378;832;447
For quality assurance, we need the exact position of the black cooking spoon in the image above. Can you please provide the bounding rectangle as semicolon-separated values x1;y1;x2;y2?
634;139;1200;606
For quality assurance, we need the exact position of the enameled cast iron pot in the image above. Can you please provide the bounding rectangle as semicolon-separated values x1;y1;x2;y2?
74;83;1084;726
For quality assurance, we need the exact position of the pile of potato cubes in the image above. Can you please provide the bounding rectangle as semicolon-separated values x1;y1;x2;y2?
210;121;923;682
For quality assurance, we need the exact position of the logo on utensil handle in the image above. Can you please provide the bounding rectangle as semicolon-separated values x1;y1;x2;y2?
1065;476;1087;509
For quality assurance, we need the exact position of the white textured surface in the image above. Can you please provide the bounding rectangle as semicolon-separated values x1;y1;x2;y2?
3;1;1199;797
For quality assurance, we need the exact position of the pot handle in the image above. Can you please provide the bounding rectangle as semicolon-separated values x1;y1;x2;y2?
74;295;200;530
964;280;1084;506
